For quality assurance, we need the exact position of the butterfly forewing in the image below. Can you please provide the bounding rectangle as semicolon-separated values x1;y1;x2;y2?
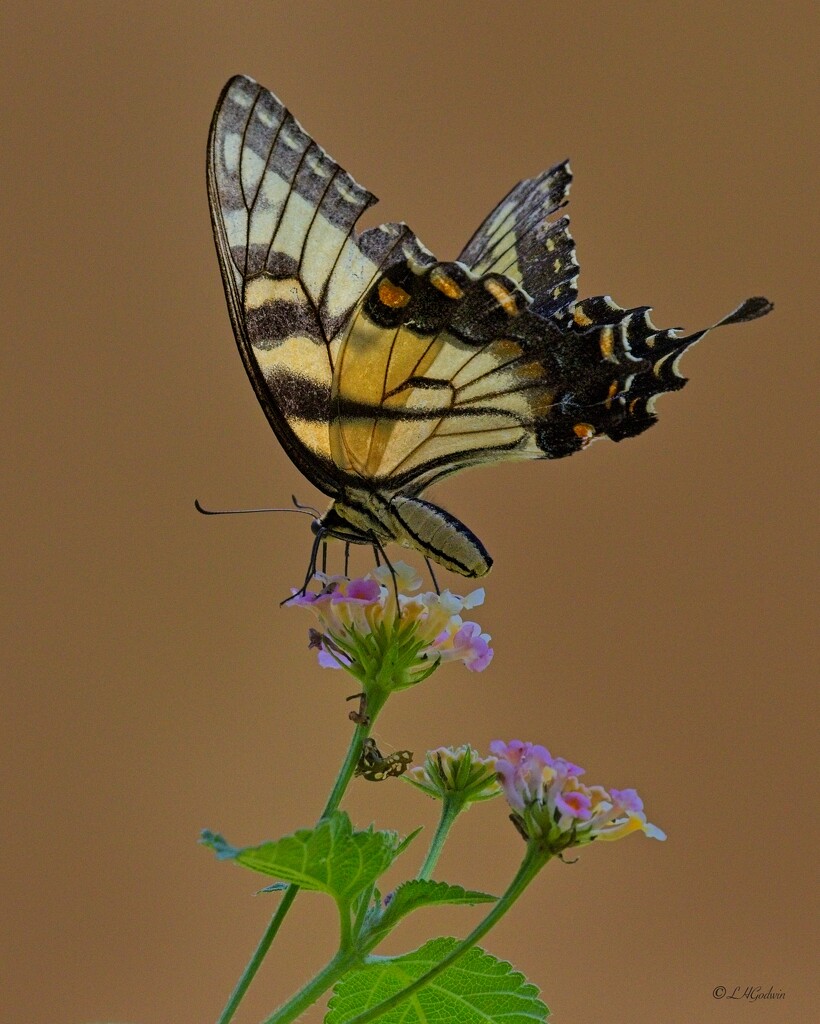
209;76;421;495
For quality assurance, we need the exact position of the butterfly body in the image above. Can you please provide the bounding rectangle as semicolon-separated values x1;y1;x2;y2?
207;75;771;577
323;490;492;577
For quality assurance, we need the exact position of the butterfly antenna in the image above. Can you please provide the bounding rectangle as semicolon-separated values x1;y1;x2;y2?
194;499;315;517
321;540;328;574
291;495;321;517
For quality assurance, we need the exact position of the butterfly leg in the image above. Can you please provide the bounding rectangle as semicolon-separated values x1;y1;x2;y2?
372;537;401;613
344;543;350;576
372;544;381;567
424;557;441;595
280;528;323;604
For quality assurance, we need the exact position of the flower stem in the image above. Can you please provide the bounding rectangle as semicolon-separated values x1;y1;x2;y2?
320;714;375;819
344;844;549;1024
416;795;465;881
214;715;375;1024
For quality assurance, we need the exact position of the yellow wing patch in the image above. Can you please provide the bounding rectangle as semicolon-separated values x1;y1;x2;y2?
329;264;555;490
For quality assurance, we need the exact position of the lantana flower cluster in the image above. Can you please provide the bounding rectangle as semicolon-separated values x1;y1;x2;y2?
491;740;666;853
290;562;493;688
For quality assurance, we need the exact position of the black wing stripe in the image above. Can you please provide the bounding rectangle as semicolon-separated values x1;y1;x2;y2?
392;440;527;493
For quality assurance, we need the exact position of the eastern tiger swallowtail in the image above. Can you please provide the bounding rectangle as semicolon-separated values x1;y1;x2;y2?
207;75;772;579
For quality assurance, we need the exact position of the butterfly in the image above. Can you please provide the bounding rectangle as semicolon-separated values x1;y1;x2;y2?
355;738;414;783
207;75;772;579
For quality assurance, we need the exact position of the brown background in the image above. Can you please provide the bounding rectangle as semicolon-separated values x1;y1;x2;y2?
2;2;817;1022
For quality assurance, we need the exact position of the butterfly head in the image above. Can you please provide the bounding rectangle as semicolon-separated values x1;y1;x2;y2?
312;503;374;545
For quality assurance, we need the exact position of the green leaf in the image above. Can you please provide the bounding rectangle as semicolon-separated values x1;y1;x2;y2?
325;937;549;1023
393;825;424;857
200;812;401;904
376;880;496;932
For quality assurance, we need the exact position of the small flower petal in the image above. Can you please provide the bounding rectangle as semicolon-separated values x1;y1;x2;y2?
316;648;348;669
462;587;486;610
335;577;381;604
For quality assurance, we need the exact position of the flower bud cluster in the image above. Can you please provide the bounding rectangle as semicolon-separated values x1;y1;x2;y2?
405;745;501;804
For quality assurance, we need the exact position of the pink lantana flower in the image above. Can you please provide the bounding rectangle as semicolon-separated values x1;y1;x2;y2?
432;621;494;672
491;739;666;853
291;562;493;689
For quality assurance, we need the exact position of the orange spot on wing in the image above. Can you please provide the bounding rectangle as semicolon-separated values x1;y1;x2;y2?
430;267;464;299
530;389;556;416
573;306;593;327
484;278;519;316
494;339;523;359
518;360;545;380
573;422;595;444
599;327;615;359
378;278;411;308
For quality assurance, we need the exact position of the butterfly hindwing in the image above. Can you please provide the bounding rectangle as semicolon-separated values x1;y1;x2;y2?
458;161;579;319
330;260;559;492
555;293;775;446
329;253;772;495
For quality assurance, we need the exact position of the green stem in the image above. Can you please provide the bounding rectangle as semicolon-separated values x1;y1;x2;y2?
319;714;375;820
352;882;376;941
345;844;549;1024
215;712;377;1024
416;795;465;881
259;950;359;1024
